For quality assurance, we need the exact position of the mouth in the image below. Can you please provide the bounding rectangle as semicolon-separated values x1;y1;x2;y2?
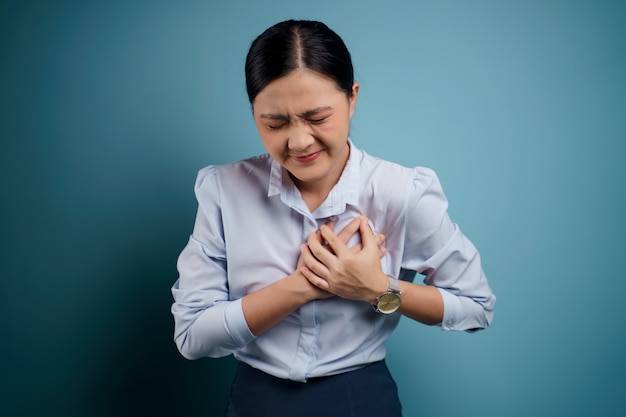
291;151;321;163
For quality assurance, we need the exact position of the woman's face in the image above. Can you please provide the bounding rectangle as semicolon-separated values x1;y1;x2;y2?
252;69;359;194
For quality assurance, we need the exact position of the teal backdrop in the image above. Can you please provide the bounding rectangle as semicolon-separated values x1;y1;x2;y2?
2;1;625;416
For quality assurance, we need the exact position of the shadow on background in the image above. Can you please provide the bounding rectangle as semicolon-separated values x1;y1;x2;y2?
2;152;237;416
80;236;237;416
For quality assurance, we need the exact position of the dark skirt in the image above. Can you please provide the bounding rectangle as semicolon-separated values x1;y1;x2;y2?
225;360;402;417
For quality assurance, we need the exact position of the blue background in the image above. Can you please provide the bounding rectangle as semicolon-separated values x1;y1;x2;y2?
2;1;625;416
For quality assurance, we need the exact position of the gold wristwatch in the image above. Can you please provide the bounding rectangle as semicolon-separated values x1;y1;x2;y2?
372;276;402;314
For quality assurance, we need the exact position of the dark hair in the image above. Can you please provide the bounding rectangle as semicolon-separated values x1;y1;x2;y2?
245;20;354;103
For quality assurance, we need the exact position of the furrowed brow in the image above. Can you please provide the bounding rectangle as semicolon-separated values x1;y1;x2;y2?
298;106;333;119
260;113;289;120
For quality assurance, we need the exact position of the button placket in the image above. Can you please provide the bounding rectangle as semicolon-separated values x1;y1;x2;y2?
288;214;322;381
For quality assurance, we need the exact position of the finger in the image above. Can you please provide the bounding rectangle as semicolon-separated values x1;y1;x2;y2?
335;216;364;244
314;229;326;247
300;266;331;291
300;243;320;270
359;220;386;258
373;232;386;247
347;245;386;257
306;232;335;272
374;232;387;257
359;218;377;248
319;224;350;258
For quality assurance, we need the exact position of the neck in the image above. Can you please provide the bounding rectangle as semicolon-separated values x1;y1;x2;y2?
293;142;350;212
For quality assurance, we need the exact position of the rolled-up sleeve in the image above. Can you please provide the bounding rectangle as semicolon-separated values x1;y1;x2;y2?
402;167;495;331
171;166;256;359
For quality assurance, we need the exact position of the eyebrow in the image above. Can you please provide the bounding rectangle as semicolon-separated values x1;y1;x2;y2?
260;106;333;120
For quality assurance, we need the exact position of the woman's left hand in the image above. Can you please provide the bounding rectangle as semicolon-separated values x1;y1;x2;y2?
300;217;389;303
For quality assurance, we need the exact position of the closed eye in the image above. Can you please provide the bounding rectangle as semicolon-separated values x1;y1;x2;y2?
307;117;328;125
259;113;288;130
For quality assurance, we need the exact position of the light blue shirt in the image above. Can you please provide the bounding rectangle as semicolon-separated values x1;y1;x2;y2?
171;141;495;382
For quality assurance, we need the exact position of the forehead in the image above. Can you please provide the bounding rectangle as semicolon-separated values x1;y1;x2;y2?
253;70;346;112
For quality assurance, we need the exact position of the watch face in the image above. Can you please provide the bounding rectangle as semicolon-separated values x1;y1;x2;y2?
377;292;401;314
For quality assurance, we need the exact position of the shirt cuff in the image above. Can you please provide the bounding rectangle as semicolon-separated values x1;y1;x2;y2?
437;287;462;331
224;298;256;346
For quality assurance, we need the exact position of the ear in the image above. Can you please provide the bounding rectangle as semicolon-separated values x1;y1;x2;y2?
348;82;360;118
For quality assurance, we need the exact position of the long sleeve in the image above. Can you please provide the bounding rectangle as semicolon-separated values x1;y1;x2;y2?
401;167;496;331
171;146;495;379
171;166;256;359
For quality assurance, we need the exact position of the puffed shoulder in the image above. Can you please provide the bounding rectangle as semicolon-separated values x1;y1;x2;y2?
194;155;274;193
409;166;441;193
194;165;219;191
407;166;450;210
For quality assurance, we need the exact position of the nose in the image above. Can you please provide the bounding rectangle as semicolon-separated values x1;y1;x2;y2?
287;122;315;151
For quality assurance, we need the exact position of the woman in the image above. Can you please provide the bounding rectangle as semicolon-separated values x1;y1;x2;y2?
171;19;495;416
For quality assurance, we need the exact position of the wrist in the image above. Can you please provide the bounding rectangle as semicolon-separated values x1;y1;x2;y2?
288;271;320;303
372;275;402;314
369;272;391;304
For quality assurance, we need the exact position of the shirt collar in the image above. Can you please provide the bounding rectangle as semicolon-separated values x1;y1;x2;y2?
268;158;283;197
267;139;361;217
